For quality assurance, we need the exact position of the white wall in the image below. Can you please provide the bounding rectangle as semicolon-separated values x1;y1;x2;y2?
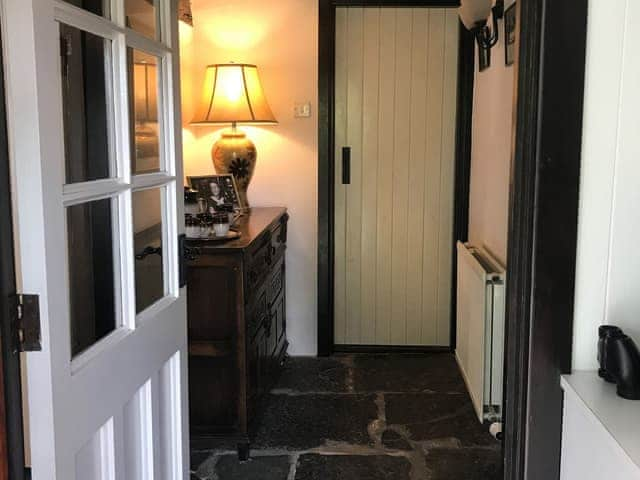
572;0;640;370
468;11;515;265
180;0;319;355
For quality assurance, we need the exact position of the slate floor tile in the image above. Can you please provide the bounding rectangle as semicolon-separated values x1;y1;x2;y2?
190;450;213;472
213;455;291;480
253;394;378;449
381;429;412;451
385;393;497;447
294;454;411;480
424;448;503;480
273;357;350;393
352;354;467;393
190;354;502;479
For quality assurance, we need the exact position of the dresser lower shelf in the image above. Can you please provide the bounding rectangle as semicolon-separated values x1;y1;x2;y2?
186;208;289;460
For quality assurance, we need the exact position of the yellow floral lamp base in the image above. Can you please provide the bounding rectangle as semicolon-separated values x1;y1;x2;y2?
211;128;256;209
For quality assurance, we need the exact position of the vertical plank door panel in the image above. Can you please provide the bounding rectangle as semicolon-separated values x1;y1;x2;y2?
360;8;381;345
334;7;458;347
436;9;460;345
333;8;349;344
374;8;397;345
344;7;365;344
390;8;413;346
405;8;430;343
421;9;446;345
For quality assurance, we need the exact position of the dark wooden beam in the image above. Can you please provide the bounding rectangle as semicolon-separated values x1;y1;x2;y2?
502;2;542;477
524;0;587;477
317;0;336;356
503;0;587;478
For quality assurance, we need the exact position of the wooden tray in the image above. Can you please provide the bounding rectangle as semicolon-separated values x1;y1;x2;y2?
188;230;241;242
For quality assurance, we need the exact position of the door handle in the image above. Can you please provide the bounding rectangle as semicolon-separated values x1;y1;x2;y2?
342;146;351;185
135;246;162;260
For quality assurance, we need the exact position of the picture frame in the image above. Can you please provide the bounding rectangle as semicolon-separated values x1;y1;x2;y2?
504;2;517;66
188;174;243;213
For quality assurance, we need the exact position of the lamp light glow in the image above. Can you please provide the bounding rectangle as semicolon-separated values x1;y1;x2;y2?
191;63;277;209
133;62;158;123
192;63;277;126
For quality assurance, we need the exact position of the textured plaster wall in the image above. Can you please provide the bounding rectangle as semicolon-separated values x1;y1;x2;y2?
180;0;319;354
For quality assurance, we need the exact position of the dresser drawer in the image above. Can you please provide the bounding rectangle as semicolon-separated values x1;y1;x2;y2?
245;232;273;299
270;213;289;257
248;289;268;340
268;256;285;307
264;308;277;356
271;288;286;347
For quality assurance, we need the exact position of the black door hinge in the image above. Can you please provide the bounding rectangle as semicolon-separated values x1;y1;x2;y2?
10;294;42;353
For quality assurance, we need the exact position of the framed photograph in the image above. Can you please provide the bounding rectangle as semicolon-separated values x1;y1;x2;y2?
188;174;243;213
504;2;517;66
479;46;491;72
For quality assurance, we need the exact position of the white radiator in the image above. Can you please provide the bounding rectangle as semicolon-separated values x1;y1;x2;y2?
455;241;506;423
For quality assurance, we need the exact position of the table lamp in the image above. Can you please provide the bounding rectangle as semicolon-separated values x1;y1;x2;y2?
132;61;160;169
191;63;278;209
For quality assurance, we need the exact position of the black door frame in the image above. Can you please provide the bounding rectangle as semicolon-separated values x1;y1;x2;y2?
318;0;588;479
503;1;587;479
0;26;27;480
318;0;469;356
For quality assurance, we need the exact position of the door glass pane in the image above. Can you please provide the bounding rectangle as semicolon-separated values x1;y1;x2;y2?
67;199;117;357
61;0;109;18
129;49;161;174
60;24;113;184
133;188;165;313
125;0;159;40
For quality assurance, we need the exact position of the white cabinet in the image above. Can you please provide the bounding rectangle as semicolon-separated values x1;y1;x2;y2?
561;373;640;480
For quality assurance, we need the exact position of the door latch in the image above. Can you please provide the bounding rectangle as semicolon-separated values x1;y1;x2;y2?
9;294;42;353
342;146;351;185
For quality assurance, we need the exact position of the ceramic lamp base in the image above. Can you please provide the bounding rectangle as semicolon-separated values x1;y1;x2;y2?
211;127;256;209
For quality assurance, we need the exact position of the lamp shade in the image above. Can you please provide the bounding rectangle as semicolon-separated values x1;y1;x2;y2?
191;63;278;125
459;0;493;30
133;62;158;123
178;0;193;26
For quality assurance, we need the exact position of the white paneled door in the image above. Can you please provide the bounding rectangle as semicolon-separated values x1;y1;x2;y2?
1;0;188;478
334;7;459;347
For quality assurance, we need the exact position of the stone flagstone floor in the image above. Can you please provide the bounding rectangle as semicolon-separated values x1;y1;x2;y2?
190;354;502;480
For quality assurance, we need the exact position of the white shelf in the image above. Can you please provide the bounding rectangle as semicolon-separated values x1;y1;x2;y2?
561;371;640;470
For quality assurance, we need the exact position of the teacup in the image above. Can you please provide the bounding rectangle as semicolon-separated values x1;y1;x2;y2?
212;213;230;237
214;223;230;237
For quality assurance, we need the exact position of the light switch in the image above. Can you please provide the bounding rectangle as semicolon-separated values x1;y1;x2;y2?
294;102;312;118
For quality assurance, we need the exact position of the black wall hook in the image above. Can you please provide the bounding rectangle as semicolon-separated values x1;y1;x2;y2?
474;1;505;51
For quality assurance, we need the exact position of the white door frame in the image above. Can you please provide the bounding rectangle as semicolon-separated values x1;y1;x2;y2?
0;0;189;477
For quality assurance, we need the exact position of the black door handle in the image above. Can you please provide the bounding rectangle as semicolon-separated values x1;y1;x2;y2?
342;146;351;185
135;246;162;260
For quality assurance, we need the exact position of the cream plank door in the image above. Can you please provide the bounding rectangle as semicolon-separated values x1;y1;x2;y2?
334;7;459;347
2;0;188;478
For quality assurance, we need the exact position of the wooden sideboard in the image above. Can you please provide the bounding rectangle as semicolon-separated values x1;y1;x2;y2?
186;207;289;458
